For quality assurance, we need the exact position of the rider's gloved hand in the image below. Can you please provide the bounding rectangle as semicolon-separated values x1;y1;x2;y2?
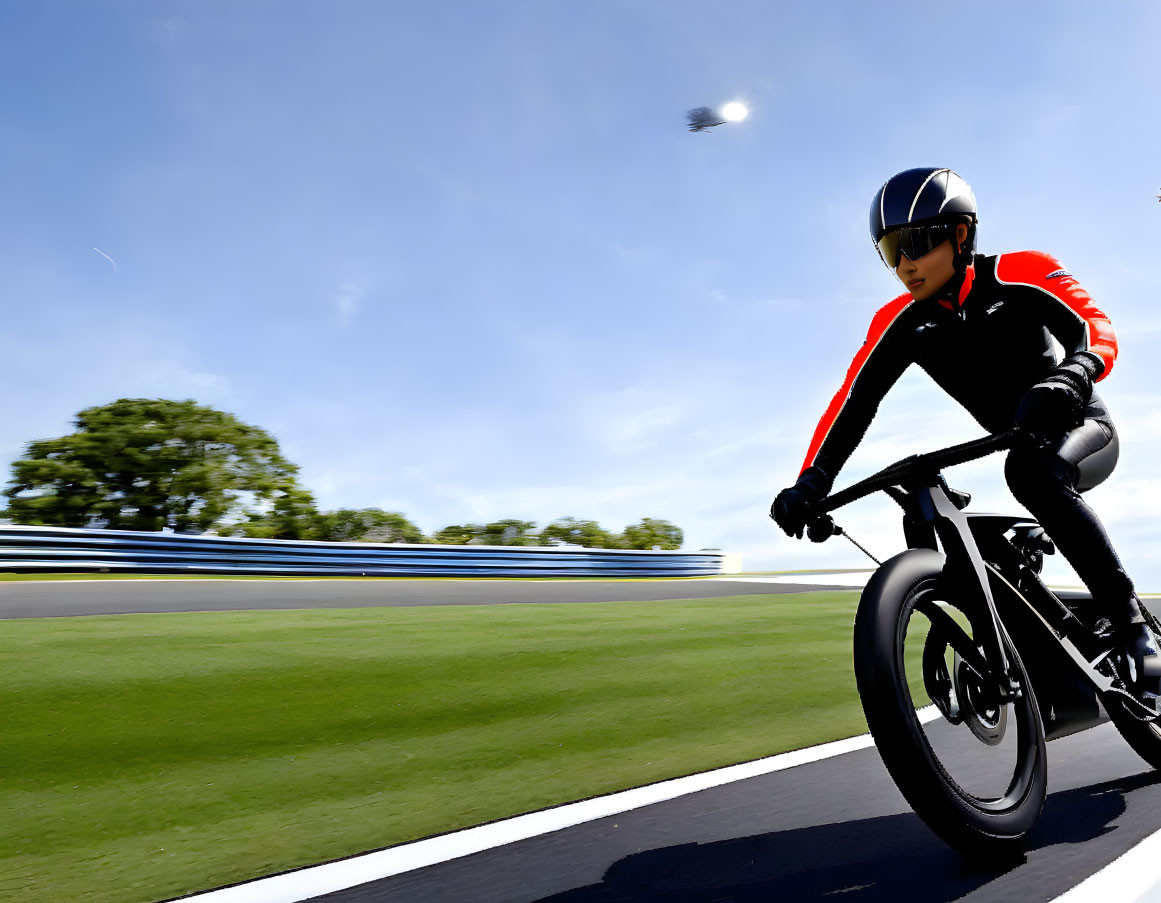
771;466;831;539
1015;351;1101;439
1015;383;1084;439
806;513;837;543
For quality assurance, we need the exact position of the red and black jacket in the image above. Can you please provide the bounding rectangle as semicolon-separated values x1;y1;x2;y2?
800;250;1118;480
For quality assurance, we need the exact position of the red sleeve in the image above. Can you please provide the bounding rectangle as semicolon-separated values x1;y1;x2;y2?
800;293;914;475
995;250;1118;380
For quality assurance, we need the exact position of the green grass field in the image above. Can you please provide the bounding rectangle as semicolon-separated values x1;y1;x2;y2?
3;591;867;903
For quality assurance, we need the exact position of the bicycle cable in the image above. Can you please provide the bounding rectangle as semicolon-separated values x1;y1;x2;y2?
838;528;881;566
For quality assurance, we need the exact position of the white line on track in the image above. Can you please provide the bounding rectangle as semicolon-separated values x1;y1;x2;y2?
176;712;941;903
1049;823;1161;902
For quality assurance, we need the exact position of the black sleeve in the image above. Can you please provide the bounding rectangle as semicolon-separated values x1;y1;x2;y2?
801;300;915;481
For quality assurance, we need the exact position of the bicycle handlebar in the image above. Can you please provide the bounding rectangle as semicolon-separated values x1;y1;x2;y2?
817;429;1019;515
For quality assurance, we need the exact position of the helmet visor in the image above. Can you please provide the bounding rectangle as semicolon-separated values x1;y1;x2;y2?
876;223;956;269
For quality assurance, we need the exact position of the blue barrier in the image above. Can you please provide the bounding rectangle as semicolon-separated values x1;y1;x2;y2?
0;525;725;577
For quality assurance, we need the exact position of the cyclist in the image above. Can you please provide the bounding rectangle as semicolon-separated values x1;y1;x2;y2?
770;167;1160;702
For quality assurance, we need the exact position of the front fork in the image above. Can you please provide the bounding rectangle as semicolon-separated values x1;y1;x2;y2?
914;479;1022;703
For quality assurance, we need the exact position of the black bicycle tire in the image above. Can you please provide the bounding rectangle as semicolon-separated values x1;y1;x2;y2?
1107;699;1161;769
1106;608;1161;769
854;549;1048;855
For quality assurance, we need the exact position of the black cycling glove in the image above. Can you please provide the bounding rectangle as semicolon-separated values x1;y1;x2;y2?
806;512;838;543
771;466;832;539
1015;351;1102;439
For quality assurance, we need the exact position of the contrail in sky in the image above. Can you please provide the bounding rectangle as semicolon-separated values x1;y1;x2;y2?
92;247;118;274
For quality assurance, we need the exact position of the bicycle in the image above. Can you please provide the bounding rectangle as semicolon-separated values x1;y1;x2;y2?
810;428;1161;855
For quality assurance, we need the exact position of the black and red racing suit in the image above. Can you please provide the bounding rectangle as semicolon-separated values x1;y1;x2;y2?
800;250;1135;615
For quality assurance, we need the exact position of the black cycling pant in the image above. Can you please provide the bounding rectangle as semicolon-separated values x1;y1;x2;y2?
1004;418;1136;621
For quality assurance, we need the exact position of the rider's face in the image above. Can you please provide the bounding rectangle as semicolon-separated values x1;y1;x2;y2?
895;223;968;301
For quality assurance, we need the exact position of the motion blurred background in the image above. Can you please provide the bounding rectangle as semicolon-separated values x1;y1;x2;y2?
2;1;1159;583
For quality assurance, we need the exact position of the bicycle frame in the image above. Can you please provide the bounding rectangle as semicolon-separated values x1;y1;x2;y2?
818;429;1126;738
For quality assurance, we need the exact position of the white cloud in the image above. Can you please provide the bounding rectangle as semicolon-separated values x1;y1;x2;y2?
698;374;1161;588
268;355;1161;589
332;282;362;326
579;387;685;454
130;363;234;402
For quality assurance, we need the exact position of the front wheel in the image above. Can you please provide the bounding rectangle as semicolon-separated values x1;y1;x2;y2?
854;549;1047;856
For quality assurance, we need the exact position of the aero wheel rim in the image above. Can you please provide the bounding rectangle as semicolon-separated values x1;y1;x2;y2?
899;582;1040;813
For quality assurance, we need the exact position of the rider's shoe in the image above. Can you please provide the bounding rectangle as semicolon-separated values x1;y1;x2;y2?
1118;620;1161;708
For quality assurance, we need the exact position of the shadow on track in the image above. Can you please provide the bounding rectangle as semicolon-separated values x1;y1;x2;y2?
540;771;1161;903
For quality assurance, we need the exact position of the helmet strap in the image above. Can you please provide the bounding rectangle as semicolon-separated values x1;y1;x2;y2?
955;221;977;269
934;221;977;310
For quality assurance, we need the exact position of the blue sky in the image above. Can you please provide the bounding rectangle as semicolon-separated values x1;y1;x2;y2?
3;1;1161;583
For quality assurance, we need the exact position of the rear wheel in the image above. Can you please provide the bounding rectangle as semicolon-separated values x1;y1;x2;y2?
1108;699;1161;768
1107;609;1161;768
854;551;1047;856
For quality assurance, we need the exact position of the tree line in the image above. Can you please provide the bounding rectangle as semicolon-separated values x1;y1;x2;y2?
0;399;683;549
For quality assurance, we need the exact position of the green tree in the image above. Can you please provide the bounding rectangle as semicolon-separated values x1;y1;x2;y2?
3;398;314;534
430;524;478;545
473;519;539;546
620;517;683;550
225;487;321;540
312;508;426;543
539;516;619;549
428;521;537;545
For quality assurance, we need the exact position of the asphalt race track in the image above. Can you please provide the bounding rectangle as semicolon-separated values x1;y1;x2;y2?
311;723;1161;903
0;576;844;619
11;576;1161;902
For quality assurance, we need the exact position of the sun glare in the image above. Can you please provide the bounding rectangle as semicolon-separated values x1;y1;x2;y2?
721;102;749;122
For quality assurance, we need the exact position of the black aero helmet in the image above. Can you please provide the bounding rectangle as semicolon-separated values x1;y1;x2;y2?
869;167;977;269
